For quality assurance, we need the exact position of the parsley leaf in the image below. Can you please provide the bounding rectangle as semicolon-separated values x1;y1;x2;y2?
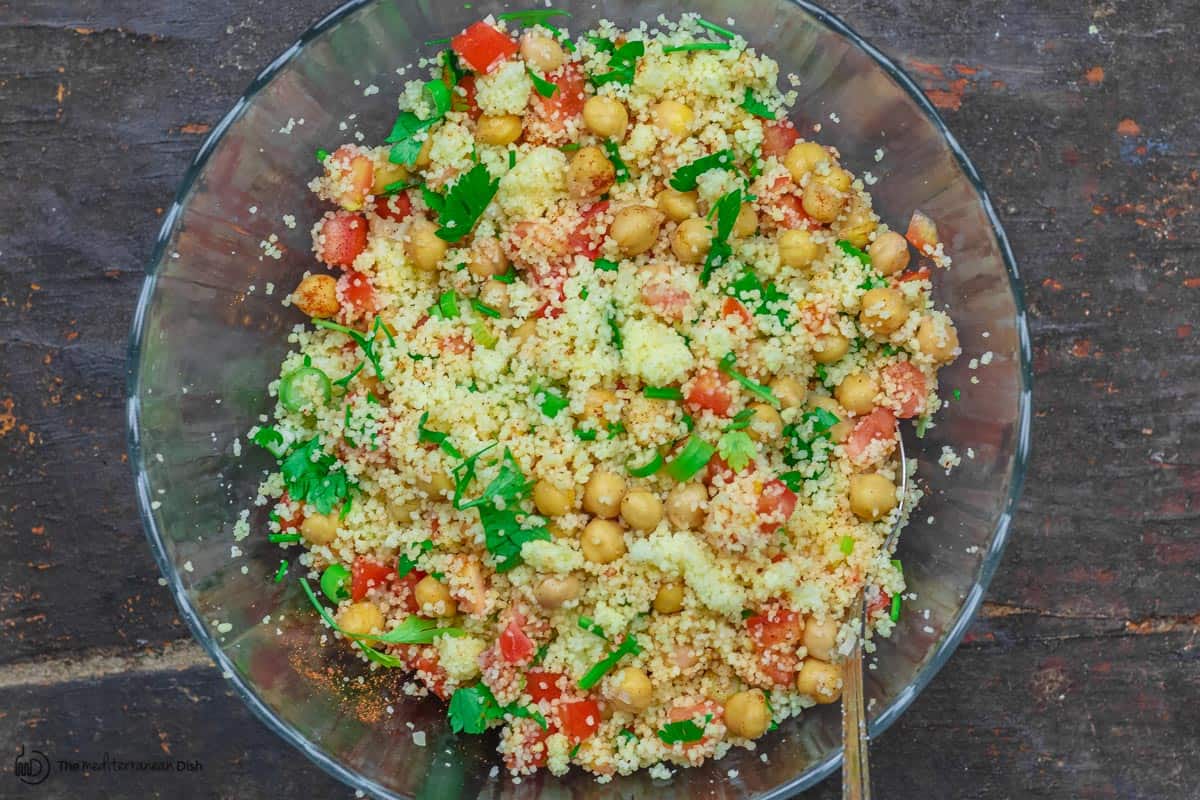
725;407;756;431
313;316;393;381
700;189;742;285
449;683;549;735
527;67;557;97
422;162;500;243
453;447;550;572
385;79;451;166
603;140;630;183
250;425;289;458
418;411;462;458
669;149;736;192
281;437;354;515
594;257;619;272
536;386;570;419
397;540;434;577
591;40;644;86
740;87;777;120
836;239;871;265
727;268;791;325
657;713;712;744
781;406;840;482
717;430;756;472
718;352;780;407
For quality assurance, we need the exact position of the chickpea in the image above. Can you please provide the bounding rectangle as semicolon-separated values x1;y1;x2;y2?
610;205;665;256
385;495;419;524
534;574;581;609
802;181;844;223
475;114;523;146
849;473;898;521
371;160;409;197
300;512;338;545
581;518;626;564
784;141;828;182
511;317;538;343
859;287;908;336
620;490;663;532
582;96;629;140
567;145;616;199
812;332;850;364
607;667;653;713
837;203;877;248
583;387;619;426
770;375;807;409
915;315;960;363
836;373;880;415
657;188;699;222
414;575;457;617
796;658;842;703
732;204;758;238
868;231;911;276
467;236;508;279
816;166;853;193
653;581;685;614
414;135;433;169
778;229;820;270
665;483;707;530
724;690;772;739
651;100;694;137
747;402;783;442
671;217;712;263
583;470;626;518
808;395;851;443
336;601;384;638
416;470;455;499
803;616;840;662
478;280;512;318
520;31;565;72
292;274;339;318
533;479;575;517
407;218;449;272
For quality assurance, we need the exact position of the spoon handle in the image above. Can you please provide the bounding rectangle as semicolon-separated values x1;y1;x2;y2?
841;600;872;800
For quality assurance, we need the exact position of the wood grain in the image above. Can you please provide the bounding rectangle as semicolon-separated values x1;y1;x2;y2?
0;0;1196;797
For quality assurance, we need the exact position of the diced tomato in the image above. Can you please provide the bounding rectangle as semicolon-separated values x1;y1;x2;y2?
667;701;725;745
746;607;803;649
762;121;800;159
556;698;601;743
499;619;536;664
642;278;691;322
567;201;610;259
868;589;891;617
525;669;567;704
881;361;928;419
686;369;733;417
905;209;940;254
410;649;449;699
451;21;518;74
440;333;474;354
395;570;425;614
351;557;395;602
533;301;563;320
536;64;587;122
339;270;376;316
845;407;897;465
372;190;412;222
776;192;810;229
318;211;369;268
504;719;551;771
329;146;374;211
456;75;482;120
894;267;932;284
756;479;798;532
705;452;750;485
274;493;303;532
721;296;753;325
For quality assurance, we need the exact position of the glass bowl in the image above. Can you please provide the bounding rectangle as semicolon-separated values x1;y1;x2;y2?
126;0;1032;797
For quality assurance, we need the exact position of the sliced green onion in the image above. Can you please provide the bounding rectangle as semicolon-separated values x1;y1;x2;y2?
664;42;732;53
273;560;288;583
606;421;625;439
840;535;855;556
578;634;642;690
626;451;663;478
418;411;462;458
643;386;683;401
494;267;518;284
497;9;571;24
425;36;452;46
269;533;302;544
603;140;630;183
508;150;517;169
574;427;598;441
666;436;716;482
471;298;502;318
527;67;558;97
594;258;619;272
436;290;459;319
279;364;332;413
578;616;608;640
696;17;735;38
560;142;582;152
469;320;498;349
320;563;351;602
953;388;962;401
719;352;780;407
682;413;694;432
381;179;409;195
890;592;902;622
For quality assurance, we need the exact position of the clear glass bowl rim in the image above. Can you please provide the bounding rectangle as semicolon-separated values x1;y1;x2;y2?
124;1;1034;797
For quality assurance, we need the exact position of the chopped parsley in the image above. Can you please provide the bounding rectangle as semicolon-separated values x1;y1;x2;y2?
397;539;434;577
716;429;756;473
527;67;557;98
448;682;548;735
740;87;777;119
669;149;735;192
313;316;394;381
607;309;623;351
664;42;732;53
695;17;735;39
385;79;452;166
603;139;630;183
727;268;791;325
953;388;962;401
537;386;570;419
578;634;642;690
452;446;550;572
574;427;599;441
422;162;500;243
280;436;354;516
840;535;855;555
316;148;329;163
718;352;780;407
590;39;645;86
618;728;638;742
657;713;712;744
496;9;571;25
643;386;683;401
779;407;840;488
700;189;742;285
250;425;289;459
594;257;619;272
417;411;462;458
837;239;871;265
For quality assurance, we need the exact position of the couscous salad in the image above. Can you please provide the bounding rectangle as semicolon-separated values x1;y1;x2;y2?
247;11;960;780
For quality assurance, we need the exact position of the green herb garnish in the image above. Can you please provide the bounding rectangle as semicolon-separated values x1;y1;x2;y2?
700;189;742;285
594;258;619;272
448;682;548;735
643;386;683;401
603;140;630;183
591;40;645;86
313;316;394;381
837;239;871;265
657;713;712;744
665;436;716;482
618;729;637;742
279;360;332;413
696;17;735;39
740;87;776;120
316;148;330;163
432;290;460;320
578;634;642;690
574;427;599;441
840;535;855;556
716;430;756;473
273;560;288;583
953;388;962;401
280;437;354;515
320;563;351;602
471;298;502;319
537;387;570;419
453;446;550;572
268;533;301;544
385;79;452;166
578;615;608;640
497;9;571;25
727;268;791;325
664;42;732;53
250;425;289;459
418;411;462;459
397;540;434;577
669;149;735;192
421;162;500;243
626;450;664;478
718;352;780;407
527;67;558;98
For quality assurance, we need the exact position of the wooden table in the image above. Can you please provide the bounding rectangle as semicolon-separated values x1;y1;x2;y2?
1;1;1196;797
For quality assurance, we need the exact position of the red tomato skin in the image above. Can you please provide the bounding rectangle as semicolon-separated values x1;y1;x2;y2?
274;493;303;532
319;211;369;268
894;267;932;284
525;669;567;704
351;557;395;602
746;608;803;650
756;479;798;531
905;209;940;253
686;369;733;417
722;296;753;325
762;121;800;159
845;407;897;464
395;571;425;614
499;620;536;664
456;75;482;120
339;270;376;315
567;201;610;259
556;698;601;743
373;190;413;222
882;361;928;419
451;22;518;74
537;64;587;121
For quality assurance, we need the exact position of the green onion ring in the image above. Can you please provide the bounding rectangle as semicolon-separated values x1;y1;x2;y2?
279;365;332;412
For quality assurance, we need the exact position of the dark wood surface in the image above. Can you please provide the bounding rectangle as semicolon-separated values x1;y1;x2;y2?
1;1;1197;797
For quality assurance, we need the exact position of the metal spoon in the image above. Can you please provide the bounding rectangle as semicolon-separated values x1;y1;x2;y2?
841;431;908;800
